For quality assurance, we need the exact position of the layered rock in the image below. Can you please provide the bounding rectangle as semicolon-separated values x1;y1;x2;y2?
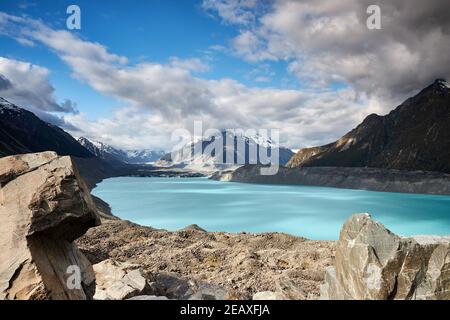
320;214;450;300
0;152;100;300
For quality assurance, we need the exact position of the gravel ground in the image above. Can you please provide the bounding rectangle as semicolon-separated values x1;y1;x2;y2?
77;219;336;300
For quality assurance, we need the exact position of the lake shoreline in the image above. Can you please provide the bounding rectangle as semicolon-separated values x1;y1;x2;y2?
80;166;450;300
211;165;450;196
91;176;450;240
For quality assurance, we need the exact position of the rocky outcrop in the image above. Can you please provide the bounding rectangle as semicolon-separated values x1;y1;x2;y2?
320;214;450;300
0;152;100;300
211;165;450;195
286;146;326;168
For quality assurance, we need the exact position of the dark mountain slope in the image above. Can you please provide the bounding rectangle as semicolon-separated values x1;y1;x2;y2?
288;79;450;173
0;97;92;158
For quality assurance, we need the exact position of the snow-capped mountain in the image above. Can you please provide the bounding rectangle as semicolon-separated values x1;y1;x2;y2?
157;131;294;172
0;97;19;112
78;137;165;164
78;137;127;164
125;149;166;164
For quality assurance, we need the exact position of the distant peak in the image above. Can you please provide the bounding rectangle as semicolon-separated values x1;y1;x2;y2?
418;78;449;96
434;78;449;88
0;97;11;105
0;97;20;112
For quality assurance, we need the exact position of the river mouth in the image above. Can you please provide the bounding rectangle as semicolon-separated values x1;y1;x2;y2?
92;176;450;240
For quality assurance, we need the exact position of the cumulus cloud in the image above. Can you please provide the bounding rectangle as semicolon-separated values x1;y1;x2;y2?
0;74;12;90
0;56;77;113
0;10;413;150
202;0;259;25
208;0;450;106
168;57;210;73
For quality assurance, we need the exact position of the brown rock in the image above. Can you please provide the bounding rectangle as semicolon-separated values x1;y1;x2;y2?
78;219;336;300
253;291;286;300
320;214;450;300
93;259;154;300
0;152;100;300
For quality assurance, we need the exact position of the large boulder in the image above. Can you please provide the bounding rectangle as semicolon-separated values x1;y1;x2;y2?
320;214;450;300
155;272;229;300
0;152;100;300
93;259;157;300
92;260;230;300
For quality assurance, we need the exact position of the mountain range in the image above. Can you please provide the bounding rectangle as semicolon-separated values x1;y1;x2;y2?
1;79;449;176
0;97;293;173
78;137;165;164
157;131;294;172
288;79;450;174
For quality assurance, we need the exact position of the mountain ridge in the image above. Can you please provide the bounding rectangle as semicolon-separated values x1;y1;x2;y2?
287;79;450;173
0;97;93;158
157;130;294;172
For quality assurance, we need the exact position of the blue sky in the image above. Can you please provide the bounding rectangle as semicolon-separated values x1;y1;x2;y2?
0;0;448;150
0;0;296;119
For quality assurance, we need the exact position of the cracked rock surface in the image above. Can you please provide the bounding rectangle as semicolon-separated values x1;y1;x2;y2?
320;214;450;300
0;152;100;300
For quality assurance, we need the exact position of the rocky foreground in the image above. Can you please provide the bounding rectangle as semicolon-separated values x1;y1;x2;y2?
0;152;99;299
1;152;449;300
321;214;450;300
76;220;335;300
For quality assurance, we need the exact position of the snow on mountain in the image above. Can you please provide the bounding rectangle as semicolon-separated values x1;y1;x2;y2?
125;149;166;164
78;137;127;163
157;131;294;172
436;78;449;89
0;97;22;114
78;137;165;164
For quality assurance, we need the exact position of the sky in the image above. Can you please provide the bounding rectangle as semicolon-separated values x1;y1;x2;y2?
0;0;449;151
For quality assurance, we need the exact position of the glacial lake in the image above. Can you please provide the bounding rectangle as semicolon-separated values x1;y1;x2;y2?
92;177;450;240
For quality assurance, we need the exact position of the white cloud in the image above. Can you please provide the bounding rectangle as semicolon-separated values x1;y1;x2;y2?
202;0;258;25
231;30;279;62
0;56;77;113
0;11;387;150
245;63;276;83
168;57;210;73
211;0;450;106
255;76;270;83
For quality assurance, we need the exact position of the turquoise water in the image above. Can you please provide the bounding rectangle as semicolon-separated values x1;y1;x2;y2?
92;177;450;240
